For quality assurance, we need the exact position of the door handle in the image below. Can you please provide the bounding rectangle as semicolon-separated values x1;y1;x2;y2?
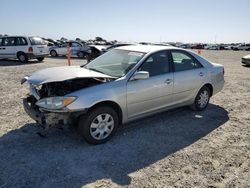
199;72;204;77
165;78;173;84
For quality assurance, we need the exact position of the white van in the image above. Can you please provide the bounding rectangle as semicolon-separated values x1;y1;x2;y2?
0;36;49;63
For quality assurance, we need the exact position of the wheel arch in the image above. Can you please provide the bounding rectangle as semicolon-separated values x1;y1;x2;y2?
16;51;26;57
87;100;123;125
50;49;58;55
203;83;213;96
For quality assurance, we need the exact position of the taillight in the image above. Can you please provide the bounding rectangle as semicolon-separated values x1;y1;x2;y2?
28;47;33;53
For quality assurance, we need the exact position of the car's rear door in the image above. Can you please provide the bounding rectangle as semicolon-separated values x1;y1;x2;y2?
15;37;29;54
170;50;206;104
0;37;16;58
70;42;82;56
127;51;174;118
56;43;67;55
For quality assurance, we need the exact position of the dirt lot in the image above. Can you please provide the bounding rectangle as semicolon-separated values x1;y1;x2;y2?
0;51;249;188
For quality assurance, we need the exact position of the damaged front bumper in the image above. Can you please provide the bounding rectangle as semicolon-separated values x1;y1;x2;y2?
23;96;86;128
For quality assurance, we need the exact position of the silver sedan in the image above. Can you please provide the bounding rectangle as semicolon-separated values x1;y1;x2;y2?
22;45;225;144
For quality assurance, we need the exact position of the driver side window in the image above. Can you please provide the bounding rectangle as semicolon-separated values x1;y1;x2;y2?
139;51;170;77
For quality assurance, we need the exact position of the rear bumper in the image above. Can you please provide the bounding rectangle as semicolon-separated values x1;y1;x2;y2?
213;79;225;95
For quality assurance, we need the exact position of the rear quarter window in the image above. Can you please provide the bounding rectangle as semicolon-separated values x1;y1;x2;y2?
29;37;46;45
171;50;203;72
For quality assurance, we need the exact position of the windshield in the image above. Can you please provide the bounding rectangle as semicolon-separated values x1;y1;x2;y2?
85;49;145;77
29;37;46;45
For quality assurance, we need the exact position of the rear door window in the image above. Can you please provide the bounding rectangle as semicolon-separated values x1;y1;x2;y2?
2;37;16;46
71;42;81;47
171;50;202;72
16;37;28;46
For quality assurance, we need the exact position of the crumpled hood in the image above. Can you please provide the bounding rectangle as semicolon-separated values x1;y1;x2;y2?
27;66;114;85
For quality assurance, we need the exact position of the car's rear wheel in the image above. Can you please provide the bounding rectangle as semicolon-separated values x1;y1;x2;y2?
37;57;44;62
78;106;118;144
190;86;211;111
17;53;28;63
50;50;57;57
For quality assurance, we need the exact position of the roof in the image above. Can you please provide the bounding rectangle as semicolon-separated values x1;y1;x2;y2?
116;45;179;53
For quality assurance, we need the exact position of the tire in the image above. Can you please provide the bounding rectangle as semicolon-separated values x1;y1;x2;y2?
17;53;28;63
50;50;58;57
78;51;85;59
78;106;118;144
37;57;44;62
190;86;211;111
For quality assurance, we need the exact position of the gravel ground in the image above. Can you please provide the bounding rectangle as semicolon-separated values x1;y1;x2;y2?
0;51;249;188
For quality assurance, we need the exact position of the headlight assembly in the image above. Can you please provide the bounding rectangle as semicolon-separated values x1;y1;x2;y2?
36;96;77;110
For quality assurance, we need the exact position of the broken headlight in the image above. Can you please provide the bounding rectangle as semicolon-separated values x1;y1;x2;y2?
36;97;77;110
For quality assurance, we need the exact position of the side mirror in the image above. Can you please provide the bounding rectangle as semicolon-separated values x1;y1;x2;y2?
131;71;149;81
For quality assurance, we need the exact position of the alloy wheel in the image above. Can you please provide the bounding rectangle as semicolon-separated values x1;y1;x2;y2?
197;90;209;108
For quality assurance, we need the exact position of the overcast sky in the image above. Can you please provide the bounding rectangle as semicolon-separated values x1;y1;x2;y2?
1;0;250;43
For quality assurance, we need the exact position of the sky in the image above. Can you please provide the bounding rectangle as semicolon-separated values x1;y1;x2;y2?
1;0;250;43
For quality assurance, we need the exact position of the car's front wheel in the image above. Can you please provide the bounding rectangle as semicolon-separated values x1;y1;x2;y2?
78;106;118;144
190;86;211;111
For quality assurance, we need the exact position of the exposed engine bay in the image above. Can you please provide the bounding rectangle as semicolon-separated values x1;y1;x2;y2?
35;77;113;98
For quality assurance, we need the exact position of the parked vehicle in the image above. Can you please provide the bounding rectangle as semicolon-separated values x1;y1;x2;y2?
224;45;234;50
49;41;90;58
233;44;250;51
241;54;250;66
179;44;191;49
204;45;220;50
103;43;135;52
22;45;224;144
191;44;204;49
0;36;48;63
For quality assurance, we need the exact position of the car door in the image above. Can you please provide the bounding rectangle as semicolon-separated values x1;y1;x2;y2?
70;42;82;56
56;43;68;55
0;37;16;58
127;51;174;118
15;37;28;54
170;50;206;104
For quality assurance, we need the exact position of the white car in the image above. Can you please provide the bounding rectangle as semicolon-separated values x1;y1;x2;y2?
49;41;90;58
204;45;220;50
241;54;250;66
233;44;250;51
0;36;49;63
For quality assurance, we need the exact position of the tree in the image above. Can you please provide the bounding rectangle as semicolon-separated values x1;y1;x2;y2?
95;37;104;41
